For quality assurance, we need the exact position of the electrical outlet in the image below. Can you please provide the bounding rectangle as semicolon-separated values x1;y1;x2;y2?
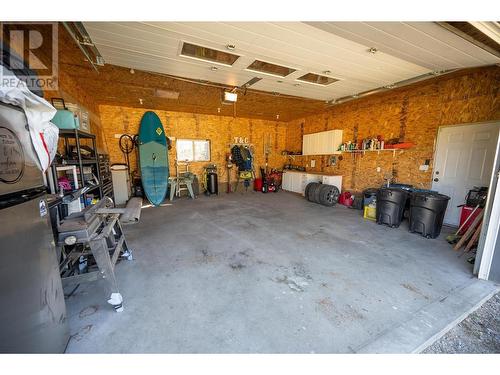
419;165;429;171
311;159;316;168
376;167;381;172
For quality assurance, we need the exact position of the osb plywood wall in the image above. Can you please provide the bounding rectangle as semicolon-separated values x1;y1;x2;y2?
286;66;500;192
44;74;107;153
0;23;108;151
43;25;107;151
99;105;287;183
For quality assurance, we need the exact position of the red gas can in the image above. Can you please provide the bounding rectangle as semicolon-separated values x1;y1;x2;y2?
459;206;482;234
254;178;263;192
338;191;353;207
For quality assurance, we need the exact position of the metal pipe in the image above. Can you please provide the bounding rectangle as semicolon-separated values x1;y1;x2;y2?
329;69;459;106
437;22;500;59
141;70;322;102
62;22;99;73
72;22;105;65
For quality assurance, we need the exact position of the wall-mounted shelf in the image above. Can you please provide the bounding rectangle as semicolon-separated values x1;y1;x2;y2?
229;143;254;147
341;149;404;156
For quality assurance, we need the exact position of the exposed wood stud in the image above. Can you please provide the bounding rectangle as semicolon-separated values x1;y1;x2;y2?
399;95;409;141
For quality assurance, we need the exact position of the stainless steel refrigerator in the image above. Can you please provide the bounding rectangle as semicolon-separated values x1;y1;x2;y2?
0;101;69;353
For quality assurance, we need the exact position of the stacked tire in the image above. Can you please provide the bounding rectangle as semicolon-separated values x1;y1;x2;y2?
305;182;340;206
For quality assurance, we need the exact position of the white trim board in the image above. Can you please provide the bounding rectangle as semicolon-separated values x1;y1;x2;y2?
478;134;500;280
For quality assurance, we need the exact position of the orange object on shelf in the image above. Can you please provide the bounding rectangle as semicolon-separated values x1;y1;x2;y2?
392;142;414;149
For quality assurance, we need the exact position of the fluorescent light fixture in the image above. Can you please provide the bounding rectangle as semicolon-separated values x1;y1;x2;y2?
223;91;238;103
180;42;240;66
246;60;296;77
155;89;180;100
296;73;339;86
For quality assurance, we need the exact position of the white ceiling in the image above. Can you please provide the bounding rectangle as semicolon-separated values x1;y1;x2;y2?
84;22;500;101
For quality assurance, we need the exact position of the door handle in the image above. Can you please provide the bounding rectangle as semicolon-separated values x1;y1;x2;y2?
434;178;439;182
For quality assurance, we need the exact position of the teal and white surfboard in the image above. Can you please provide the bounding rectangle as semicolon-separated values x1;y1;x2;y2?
138;111;169;206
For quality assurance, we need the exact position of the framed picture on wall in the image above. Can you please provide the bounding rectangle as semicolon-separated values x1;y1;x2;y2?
51;97;66;110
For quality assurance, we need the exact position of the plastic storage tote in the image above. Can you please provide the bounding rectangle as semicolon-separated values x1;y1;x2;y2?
409;192;450;238
51;110;80;129
376;188;408;228
364;205;376;221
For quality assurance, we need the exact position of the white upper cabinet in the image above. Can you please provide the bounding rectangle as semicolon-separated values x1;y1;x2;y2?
302;130;343;155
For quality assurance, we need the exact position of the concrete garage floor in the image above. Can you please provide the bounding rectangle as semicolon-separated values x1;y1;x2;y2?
64;191;499;353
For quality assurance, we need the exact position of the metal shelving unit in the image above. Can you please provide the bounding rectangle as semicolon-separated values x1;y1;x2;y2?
48;129;105;209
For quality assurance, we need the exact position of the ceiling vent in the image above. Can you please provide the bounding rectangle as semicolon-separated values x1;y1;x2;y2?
154;89;180;100
246;60;296;77
296;73;339;86
180;42;240;66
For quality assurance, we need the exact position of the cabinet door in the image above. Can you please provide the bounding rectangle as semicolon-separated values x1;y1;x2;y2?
292;173;303;193
282;172;291;191
322;175;342;192
310;133;320;155
303;130;343;155
302;134;311;155
298;173;308;195
302;173;321;195
304;134;312;155
324;130;335;154
317;132;325;155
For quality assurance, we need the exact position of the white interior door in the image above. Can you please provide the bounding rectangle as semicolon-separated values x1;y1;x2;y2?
432;122;499;226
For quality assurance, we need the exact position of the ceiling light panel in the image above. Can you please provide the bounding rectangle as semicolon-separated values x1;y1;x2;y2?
246;60;296;77
155;89;180;99
180;42;240;66
296;73;339;86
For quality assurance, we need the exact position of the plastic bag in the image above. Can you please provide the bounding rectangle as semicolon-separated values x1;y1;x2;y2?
0;65;59;172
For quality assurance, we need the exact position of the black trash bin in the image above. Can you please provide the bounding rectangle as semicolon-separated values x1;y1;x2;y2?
409;192;450;239
376;187;408;228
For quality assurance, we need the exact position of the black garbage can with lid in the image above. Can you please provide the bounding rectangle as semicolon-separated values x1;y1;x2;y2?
409;192;450;239
376;188;408;228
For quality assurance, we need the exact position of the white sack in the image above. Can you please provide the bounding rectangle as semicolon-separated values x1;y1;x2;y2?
0;65;59;172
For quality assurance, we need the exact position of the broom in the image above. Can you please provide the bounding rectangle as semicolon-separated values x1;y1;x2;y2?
446;205;480;244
